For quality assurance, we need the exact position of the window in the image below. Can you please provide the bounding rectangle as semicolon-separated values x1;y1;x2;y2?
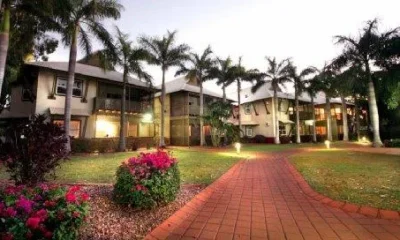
56;78;83;97
245;126;253;137
127;123;138;137
315;108;325;120
53;120;81;138
21;87;33;101
316;126;326;135
244;104;251;115
279;125;286;136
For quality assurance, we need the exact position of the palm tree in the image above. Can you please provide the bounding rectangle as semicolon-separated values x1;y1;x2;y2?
313;64;335;142
334;19;399;147
288;63;315;144
304;76;321;143
51;0;123;152
100;28;152;151
0;1;11;101
0;0;51;100
175;46;214;146
139;30;190;147
210;57;236;102
251;57;291;144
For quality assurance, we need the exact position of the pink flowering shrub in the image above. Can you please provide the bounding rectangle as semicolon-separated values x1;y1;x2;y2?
113;150;180;208
0;184;89;240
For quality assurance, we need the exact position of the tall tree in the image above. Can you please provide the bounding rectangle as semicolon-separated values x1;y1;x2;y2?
288;63;315;144
210;57;236;102
100;28;152;151
175;46;214;146
251;57;291;144
0;1;11;100
313;64;336;142
334;19;399;147
304;76;321;143
50;0;122;152
231;57;246;136
0;0;58;109
139;30;190;147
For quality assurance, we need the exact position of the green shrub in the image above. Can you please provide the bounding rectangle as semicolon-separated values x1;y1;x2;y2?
384;139;400;148
113;150;180;209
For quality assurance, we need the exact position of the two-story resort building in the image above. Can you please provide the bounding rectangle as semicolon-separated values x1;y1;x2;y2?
153;77;231;146
1;61;368;147
229;83;368;142
0;61;155;142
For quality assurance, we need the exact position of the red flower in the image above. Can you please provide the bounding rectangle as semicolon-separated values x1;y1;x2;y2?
65;193;76;203
16;196;34;214
5;207;17;217
44;231;53;239
80;192;89;202
33;209;48;221
2;233;14;240
68;186;80;193
26;217;41;229
44;200;56;208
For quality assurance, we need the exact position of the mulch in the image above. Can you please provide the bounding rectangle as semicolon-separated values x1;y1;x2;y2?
78;184;205;240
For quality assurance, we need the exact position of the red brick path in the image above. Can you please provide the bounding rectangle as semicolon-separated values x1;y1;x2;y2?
146;152;400;240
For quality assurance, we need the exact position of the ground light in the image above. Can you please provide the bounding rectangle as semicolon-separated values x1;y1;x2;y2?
235;142;241;154
324;140;331;149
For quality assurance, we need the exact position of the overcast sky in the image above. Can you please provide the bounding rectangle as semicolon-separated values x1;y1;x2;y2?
48;0;400;93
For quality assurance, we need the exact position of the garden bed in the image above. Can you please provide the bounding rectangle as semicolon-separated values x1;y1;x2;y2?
78;184;204;240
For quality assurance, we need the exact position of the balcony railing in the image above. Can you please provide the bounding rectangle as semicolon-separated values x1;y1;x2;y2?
289;112;313;121
94;97;150;113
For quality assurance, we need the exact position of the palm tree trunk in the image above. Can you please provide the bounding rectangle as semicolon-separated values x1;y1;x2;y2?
0;4;10;100
199;80;205;146
295;91;301;144
273;89;280;144
118;68;128;151
237;79;241;139
326;96;332;141
311;97;317;143
341;95;349;141
64;25;79;152
365;64;383;147
354;94;360;140
222;85;226;103
159;68;166;147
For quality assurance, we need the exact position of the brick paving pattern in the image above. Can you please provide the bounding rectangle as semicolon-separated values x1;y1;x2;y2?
146;152;400;240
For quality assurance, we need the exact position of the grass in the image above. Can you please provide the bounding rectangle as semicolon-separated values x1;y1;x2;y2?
0;148;246;185
289;149;400;211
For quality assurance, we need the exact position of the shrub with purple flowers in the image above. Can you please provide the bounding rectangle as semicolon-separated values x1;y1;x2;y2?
113;150;180;208
0;184;89;240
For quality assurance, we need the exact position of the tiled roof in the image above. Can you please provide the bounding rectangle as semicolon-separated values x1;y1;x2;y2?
27;62;155;89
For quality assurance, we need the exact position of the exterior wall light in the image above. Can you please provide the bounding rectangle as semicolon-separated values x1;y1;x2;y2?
324;140;331;149
235;142;241;154
142;113;153;123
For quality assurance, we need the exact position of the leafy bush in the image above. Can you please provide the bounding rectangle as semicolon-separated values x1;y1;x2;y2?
0;115;68;185
384;139;400;148
0;184;89;240
70;137;155;153
113;150;180;209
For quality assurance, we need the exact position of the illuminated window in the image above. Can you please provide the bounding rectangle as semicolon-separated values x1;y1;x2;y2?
127;123;138;137
203;126;211;136
53;120;81;138
56;77;83;97
316;126;326;135
315;108;325;120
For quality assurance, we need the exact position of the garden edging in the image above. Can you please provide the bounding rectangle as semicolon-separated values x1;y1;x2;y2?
284;159;400;220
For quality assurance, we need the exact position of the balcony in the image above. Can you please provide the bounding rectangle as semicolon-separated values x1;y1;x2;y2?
289;112;313;121
94;97;150;114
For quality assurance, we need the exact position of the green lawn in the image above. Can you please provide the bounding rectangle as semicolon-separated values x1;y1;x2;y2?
0;148;247;185
289;150;400;211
